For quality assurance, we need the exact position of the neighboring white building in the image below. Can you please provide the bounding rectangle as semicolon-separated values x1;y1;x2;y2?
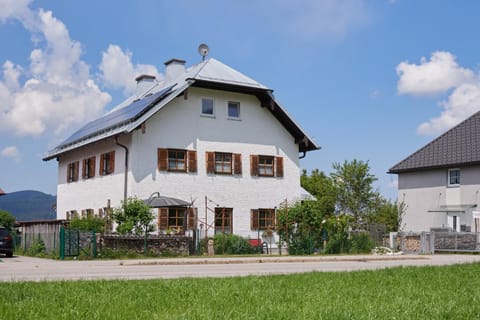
43;55;319;240
389;111;480;233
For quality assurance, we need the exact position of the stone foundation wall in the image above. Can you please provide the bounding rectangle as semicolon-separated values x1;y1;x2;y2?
434;233;480;251
100;234;193;256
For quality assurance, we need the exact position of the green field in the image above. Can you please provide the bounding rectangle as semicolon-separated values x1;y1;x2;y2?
1;263;479;319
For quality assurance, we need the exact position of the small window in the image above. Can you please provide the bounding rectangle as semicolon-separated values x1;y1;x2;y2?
258;156;274;177
448;168;460;186
215;153;232;174
82;156;96;179
228;101;240;119
201;98;214;116
215;207;233;234
251;209;276;230
67;161;79;182
168;207;186;229
100;151;115;175
168;150;186;172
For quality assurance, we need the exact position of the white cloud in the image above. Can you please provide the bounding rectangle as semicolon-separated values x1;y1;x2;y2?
1;145;20;162
396;51;474;96
396;51;480;135
417;83;480;135
0;2;111;137
99;44;162;96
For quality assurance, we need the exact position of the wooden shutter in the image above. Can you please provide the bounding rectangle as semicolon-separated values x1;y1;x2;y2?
206;152;215;174
89;156;96;177
109;151;115;173
66;163;71;182
250;155;259;176
74;162;79;181
251;209;259;230
158;148;168;171
188;150;197;173
186;207;197;229
158;208;169;229
99;154;105;175
234;153;242;175
82;159;87;179
276;156;284;178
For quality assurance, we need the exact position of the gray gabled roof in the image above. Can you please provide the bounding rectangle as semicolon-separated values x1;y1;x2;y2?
389;110;480;173
43;57;319;161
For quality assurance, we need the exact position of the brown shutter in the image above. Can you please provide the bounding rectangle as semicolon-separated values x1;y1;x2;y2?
250;155;258;176
206;152;215;174
66;163;71;182
158;148;168;171
187;208;196;229
90;156;96;177
158;208;169;229
276;156;284;178
271;210;276;229
234;153;242;175
82;159;87;179
251;209;259;230
74;162;79;181
110;151;115;173
99;154;105;175
188;150;197;173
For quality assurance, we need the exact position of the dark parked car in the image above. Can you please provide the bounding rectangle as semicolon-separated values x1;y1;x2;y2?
0;227;13;257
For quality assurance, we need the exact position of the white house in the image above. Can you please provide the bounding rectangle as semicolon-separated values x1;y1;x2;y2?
389;111;480;233
43;53;319;241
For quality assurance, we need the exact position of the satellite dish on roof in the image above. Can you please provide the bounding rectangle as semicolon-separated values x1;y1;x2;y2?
198;43;209;61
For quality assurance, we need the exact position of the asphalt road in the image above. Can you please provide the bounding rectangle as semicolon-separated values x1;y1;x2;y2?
1;254;479;282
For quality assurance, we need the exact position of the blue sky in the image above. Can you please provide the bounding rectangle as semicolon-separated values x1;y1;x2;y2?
1;0;479;200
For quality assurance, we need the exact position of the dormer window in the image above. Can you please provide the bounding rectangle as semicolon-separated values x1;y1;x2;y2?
448;168;460;187
201;98;214;116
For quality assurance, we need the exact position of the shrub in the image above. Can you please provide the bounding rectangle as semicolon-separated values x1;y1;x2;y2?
350;233;375;254
27;237;46;256
69;216;106;233
213;234;256;255
287;232;316;255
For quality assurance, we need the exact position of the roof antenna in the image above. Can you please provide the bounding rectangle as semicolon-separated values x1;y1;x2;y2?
198;43;210;61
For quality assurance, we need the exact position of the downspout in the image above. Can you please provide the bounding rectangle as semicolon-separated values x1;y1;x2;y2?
115;136;129;202
299;151;306;159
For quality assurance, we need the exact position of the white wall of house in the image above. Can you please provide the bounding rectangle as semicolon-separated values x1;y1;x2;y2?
56;87;305;240
398;166;480;232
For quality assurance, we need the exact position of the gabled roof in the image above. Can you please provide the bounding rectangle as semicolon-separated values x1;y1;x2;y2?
389;110;480;173
43;57;319;161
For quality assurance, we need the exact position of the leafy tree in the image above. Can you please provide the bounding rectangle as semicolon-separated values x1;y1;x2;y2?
367;199;406;232
0;210;15;230
301;169;337;216
331;159;380;229
113;197;155;236
69;215;106;233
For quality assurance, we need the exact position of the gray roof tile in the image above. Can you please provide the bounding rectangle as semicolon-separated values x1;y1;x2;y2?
389;110;480;173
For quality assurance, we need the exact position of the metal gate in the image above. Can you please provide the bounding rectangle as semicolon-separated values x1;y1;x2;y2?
59;227;97;260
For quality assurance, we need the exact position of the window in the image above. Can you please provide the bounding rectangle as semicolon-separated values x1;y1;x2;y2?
67;161;79;182
228;101;240;119
448;168;460;186
157;148;197;173
100;151;115;175
251;209;276;230
250;155;283;178
201;98;214;116
215;207;232;234
82;156;96;179
206;152;242;175
158;207;195;231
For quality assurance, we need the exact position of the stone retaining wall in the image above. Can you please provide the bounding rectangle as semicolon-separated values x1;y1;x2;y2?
100;234;194;256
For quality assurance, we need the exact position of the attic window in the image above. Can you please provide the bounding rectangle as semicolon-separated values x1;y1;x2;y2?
201;98;214;116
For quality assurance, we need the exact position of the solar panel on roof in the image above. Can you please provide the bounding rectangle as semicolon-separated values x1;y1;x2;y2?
59;85;175;147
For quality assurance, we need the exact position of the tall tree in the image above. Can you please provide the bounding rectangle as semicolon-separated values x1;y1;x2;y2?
0;210;15;230
331;159;379;229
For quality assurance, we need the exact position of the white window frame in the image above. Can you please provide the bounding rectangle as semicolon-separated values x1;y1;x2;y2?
201;97;215;117
448;168;460;187
227;101;241;120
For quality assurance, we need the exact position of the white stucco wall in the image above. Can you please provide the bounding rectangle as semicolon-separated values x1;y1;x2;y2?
398;166;480;232
56;87;306;240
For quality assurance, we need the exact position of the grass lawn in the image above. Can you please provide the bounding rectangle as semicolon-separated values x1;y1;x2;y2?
1;263;479;319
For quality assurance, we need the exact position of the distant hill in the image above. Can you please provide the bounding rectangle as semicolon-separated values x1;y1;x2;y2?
0;190;56;221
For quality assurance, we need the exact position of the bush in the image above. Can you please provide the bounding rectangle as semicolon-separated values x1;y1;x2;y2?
26;237;46;257
213;234;257;255
325;234;351;254
287;232;316;255
69;216;106;233
350;233;375;254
